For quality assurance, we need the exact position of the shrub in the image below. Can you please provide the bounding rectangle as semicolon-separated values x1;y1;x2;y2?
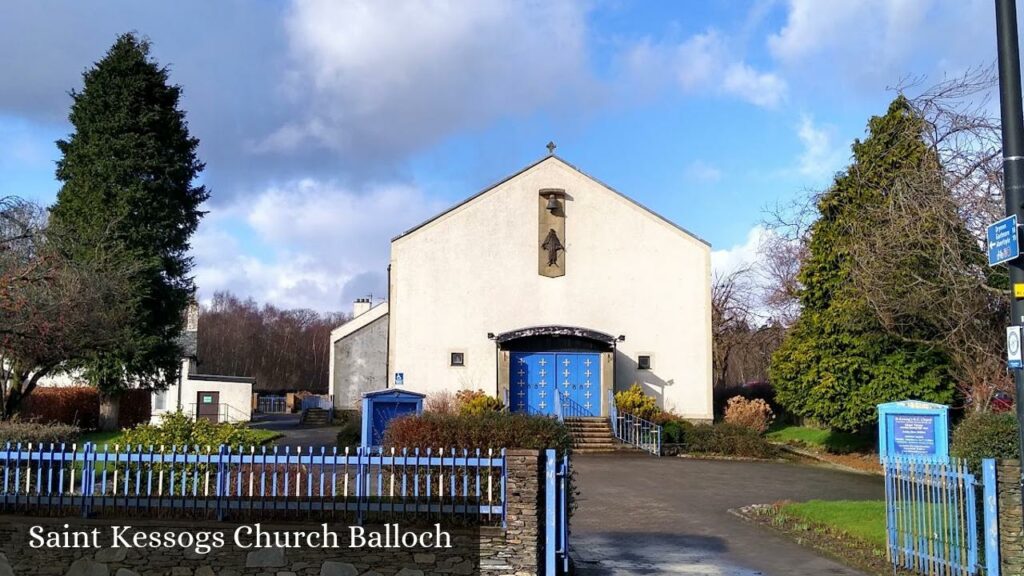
425;391;458;415
713;383;781;421
951;412;1019;471
0;419;81;446
383;411;573;453
677;423;777;459
18;387;100;429
457;390;504;416
336;411;361;448
121;410;267;449
662;419;694;444
724;396;774;434
615;384;660;421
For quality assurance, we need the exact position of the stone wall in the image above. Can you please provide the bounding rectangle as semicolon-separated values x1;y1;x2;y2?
0;450;548;576
999;460;1024;575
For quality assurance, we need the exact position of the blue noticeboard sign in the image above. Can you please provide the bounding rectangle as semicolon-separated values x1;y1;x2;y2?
987;214;1019;266
878;400;950;462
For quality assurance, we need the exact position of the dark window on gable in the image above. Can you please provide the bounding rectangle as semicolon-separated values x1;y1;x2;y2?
450;352;465;367
638;355;652;370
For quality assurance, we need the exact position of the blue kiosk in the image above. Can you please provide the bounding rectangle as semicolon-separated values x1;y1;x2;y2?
361;388;425;448
877;400;950;462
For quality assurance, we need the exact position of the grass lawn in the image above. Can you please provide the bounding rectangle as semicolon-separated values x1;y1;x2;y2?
781;500;887;549
767;424;874;454
80;430;126;447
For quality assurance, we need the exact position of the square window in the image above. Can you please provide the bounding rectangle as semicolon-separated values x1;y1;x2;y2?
638;355;652;370
450;352;465;366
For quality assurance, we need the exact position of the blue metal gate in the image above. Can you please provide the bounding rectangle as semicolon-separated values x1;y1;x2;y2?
510;352;600;417
545;449;571;575
882;457;1001;576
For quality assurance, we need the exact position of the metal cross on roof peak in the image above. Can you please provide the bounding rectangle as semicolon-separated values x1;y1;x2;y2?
547;141;556;155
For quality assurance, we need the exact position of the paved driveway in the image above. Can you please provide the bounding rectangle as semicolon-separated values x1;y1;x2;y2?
249;413;342;450
572;453;883;576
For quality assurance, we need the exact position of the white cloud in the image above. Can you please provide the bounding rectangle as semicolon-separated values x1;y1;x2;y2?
711;225;767;278
686;160;722;183
795;114;846;181
722;63;787;108
258;0;592;160
673;31;725;91
618;29;786;108
192;180;446;311
767;0;990;90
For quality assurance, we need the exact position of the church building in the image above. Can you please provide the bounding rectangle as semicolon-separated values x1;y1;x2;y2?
330;151;713;422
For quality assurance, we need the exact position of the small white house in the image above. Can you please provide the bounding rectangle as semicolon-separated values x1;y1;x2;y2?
330;152;713;421
151;305;254;424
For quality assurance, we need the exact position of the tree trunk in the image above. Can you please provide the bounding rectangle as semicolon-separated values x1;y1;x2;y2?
98;393;121;431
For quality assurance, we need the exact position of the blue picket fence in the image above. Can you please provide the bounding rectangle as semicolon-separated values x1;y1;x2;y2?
883;457;1000;576
0;442;506;524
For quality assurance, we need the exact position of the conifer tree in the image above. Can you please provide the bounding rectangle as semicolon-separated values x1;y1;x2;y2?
770;96;953;431
50;33;208;429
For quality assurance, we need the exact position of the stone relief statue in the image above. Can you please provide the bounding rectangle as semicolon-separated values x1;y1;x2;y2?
542;228;564;267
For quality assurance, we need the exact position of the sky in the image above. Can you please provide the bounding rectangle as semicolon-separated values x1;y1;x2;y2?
0;0;1005;312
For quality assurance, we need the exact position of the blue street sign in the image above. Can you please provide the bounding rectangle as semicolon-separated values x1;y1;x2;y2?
987;214;1019;266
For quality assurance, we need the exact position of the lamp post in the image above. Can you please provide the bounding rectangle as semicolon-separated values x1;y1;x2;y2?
995;0;1024;508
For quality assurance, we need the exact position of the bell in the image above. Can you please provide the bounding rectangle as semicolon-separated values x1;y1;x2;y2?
545;195;560;212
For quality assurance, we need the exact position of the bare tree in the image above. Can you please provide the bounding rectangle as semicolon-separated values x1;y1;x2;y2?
0;197;139;419
712;267;783;389
196;292;348;393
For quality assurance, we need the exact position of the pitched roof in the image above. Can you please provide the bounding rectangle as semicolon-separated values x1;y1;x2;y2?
392;154;710;247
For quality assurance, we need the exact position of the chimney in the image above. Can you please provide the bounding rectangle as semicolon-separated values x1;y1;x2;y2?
186;301;199;332
353;297;372;317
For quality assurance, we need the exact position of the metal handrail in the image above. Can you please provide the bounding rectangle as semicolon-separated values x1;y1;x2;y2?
187;402;249;423
608;390;618;437
607;390;661;456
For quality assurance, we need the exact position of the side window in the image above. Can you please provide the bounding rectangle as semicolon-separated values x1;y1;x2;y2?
638;355;652;370
450;352;465;367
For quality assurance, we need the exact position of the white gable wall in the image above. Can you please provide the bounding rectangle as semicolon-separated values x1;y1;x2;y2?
388;157;712;420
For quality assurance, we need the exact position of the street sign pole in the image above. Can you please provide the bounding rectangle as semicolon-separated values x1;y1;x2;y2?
995;0;1024;517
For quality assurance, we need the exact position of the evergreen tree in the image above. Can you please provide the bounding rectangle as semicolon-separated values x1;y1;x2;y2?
770;96;953;431
50;33;208;428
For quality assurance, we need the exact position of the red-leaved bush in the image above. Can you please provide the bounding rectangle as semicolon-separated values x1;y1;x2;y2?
19;387;99;429
18;386;152;430
382;412;573;453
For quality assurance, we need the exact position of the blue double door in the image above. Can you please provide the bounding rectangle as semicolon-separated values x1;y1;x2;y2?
509;352;601;417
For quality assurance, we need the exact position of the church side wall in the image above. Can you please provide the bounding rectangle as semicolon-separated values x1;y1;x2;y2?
333;314;389;410
388;159;713;420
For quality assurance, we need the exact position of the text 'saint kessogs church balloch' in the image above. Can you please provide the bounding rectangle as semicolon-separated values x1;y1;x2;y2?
328;152;714;423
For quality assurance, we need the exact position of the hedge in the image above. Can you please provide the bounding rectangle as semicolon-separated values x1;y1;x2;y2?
664;422;777;459
18;387;152;430
19;387;99;429
951;411;1019;472
381;412;573;453
0;420;81;446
